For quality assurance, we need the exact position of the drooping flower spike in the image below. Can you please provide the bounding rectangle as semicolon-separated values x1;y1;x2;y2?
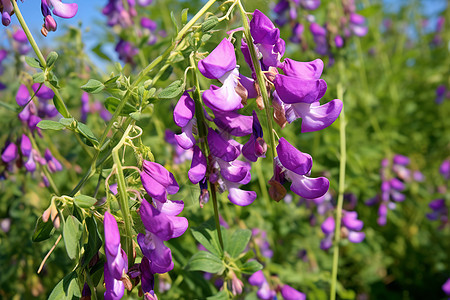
103;211;128;300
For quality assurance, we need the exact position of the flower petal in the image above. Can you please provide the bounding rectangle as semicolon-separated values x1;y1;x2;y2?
198;38;236;79
274;74;327;104
276;137;312;175
188;145;207;184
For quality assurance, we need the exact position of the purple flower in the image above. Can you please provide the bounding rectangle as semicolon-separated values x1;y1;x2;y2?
103;211;128;300
20;134;32;157
440;160;450;180
16;85;31;107
138;198;187;273
252;229;273;259
435;85;446;104
273;58;342;132
115;40;139;64
44;149;63;172
276;137;329;199
443;278;450;296
80;92;90;122
1;0;13;26
349;13;368;37
198;38;236;80
248;270;276;300
1;142;17;163
280;285;306;300
242;111;267;162
140;161;179;202
188;145;207;184
103;0;136;27
42;0;78;19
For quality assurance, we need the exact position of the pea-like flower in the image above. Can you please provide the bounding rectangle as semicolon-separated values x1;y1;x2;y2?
275;137;329;199
103;211;128;300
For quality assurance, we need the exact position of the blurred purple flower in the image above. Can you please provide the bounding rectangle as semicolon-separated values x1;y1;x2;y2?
103;211;128;300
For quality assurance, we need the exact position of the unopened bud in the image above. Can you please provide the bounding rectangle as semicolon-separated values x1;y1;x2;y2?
255;137;267;157
44;15;57;32
41;26;48;37
121;274;133;291
42;207;51;222
268;179;287;202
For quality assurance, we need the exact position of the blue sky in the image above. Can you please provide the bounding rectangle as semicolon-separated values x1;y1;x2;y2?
2;0;447;66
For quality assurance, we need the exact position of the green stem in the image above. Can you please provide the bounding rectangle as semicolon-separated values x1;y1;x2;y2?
211;185;224;250
330;80;346;300
189;54;224;251
237;1;277;160
112;123;135;267
85;271;98;300
11;0;71;118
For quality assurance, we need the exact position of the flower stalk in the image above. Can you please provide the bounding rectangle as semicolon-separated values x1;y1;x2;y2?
330;72;346;300
237;1;277;161
112;123;135;266
189;53;224;250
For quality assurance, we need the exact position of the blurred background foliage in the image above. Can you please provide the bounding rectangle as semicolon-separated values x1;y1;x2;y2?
0;0;449;299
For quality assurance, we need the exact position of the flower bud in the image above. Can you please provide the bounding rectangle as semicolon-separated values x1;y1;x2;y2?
44;15;57;32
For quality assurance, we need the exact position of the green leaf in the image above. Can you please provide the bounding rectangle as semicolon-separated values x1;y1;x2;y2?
159;66;173;82
170;11;179;34
158;80;184;99
32;216;55;242
207;290;229;300
37;120;65;131
202;16;219;32
25;56;42;69
82;217;103;268
48;271;81;300
59;117;75;127
104;97;137;115
191;218;223;258
77;123;99;146
81;79;104;94
63;216;83;260
181;8;189;24
240;260;263;274
48;71;60;89
32;72;45;83
92;43;112;62
225;229;252;258
74;195;97;208
46;51;58;68
53;95;69;118
104;75;120;88
187;251;224;274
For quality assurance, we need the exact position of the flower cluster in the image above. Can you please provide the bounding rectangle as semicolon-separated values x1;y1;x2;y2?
173;38;259;207
273;0;367;59
320;210;365;250
1;131;62;187
103;161;187;299
102;0;160;64
249;270;306;300
103;211;129;299
40;0;78;36
426;160;449;229
137;161;188;297
366;154;424;226
436;85;450;105
80;91;112;123
12;28;30;55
